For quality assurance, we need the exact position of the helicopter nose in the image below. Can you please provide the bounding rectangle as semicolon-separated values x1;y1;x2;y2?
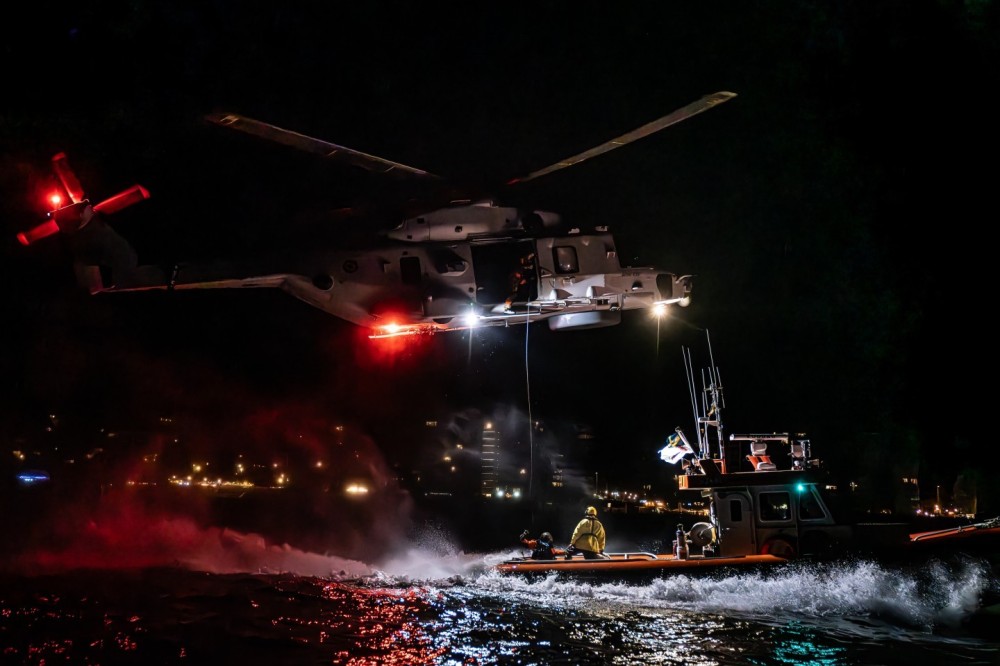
655;273;693;307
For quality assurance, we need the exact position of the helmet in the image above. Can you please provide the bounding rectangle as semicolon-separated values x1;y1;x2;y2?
585;506;598;517
539;532;553;544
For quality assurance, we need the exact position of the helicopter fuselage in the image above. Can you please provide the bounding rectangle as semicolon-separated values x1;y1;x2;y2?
89;204;691;338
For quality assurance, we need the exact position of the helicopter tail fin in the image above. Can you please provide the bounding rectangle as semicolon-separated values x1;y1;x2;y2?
68;212;167;294
70;222;139;295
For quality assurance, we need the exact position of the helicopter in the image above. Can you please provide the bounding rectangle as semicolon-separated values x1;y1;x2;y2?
17;91;735;339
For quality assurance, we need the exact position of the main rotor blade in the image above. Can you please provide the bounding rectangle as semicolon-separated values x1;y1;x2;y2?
507;91;737;185
206;112;442;180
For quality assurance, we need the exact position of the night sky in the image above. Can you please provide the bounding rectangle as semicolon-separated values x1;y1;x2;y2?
3;3;998;509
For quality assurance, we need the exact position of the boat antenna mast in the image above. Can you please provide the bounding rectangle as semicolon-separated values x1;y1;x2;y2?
685;331;726;461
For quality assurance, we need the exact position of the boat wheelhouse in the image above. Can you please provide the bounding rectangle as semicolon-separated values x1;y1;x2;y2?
667;339;852;559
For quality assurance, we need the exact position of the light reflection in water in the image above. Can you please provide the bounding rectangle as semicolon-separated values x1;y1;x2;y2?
0;558;997;664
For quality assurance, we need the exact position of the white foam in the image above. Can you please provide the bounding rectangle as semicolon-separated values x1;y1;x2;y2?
458;556;997;633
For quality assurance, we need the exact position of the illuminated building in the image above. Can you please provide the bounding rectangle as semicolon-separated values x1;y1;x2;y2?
480;422;500;497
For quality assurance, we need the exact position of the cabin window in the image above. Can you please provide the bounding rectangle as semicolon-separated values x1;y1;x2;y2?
400;256;422;285
798;489;827;520
728;499;743;522
553;246;579;274
758;492;792;521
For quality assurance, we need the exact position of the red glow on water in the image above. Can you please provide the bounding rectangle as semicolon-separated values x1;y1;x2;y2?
316;584;447;664
9;489;376;577
20;500;212;572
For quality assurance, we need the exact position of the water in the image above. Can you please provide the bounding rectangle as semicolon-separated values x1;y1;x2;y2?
2;551;998;665
2;482;997;664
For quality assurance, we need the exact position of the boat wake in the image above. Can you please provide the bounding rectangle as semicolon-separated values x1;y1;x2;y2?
445;556;997;639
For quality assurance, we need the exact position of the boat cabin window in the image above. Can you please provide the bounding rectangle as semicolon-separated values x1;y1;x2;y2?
798;488;827;520
553;246;579;274
729;499;743;522
758;491;792;522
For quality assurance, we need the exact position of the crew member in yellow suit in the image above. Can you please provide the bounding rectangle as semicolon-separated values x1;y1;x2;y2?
566;506;607;559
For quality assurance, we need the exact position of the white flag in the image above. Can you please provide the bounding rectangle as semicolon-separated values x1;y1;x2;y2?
659;431;694;465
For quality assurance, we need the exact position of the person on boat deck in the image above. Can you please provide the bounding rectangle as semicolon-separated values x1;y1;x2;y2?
565;506;607;559
519;530;562;559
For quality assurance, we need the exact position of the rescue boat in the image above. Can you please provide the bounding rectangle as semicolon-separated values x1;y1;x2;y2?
497;335;998;577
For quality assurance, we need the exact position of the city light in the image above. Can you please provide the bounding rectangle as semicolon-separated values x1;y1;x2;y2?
345;483;369;495
17;471;49;485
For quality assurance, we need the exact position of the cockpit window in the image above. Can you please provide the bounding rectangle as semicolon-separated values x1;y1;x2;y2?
798;488;827;520
759;491;792;522
553;246;578;274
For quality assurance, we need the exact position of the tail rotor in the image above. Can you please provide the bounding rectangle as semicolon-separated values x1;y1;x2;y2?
16;153;151;246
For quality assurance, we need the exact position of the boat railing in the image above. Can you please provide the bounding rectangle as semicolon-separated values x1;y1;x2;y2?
506;551;660;564
909;516;1000;542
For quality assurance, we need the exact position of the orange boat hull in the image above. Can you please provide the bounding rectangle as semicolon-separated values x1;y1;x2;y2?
496;552;786;575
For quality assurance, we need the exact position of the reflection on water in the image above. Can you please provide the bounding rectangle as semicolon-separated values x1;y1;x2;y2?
1;554;998;665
